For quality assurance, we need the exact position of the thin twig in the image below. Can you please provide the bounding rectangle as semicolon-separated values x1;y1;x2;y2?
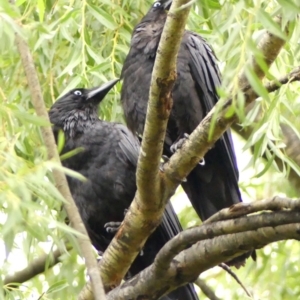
219;263;252;298
4;245;72;286
194;278;221;300
153;208;300;274
14;26;105;300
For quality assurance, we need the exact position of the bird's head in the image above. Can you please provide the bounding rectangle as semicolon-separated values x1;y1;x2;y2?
152;0;172;11
49;78;119;130
141;0;172;22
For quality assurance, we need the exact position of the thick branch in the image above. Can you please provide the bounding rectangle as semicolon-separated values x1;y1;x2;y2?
107;205;300;299
86;0;193;295
4;246;72;286
154;208;300;272
137;0;192;206
14;29;105;300
80;12;290;300
205;196;300;223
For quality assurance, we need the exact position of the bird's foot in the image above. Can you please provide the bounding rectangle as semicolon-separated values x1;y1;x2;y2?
96;251;104;262
104;209;129;233
159;155;170;172
199;157;205;166
170;133;205;166
104;221;122;234
170;133;189;153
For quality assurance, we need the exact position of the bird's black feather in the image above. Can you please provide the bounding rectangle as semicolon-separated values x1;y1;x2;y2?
121;1;254;265
49;79;198;299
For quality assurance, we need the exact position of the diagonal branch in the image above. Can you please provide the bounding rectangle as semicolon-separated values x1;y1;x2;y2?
153;208;300;273
4;246;72;286
232;66;300;192
14;25;105;300
164;16;289;186
264;66;300;92
194;278;221;300
205;195;300;223
91;0;193;293
107;211;300;299
79;12;291;300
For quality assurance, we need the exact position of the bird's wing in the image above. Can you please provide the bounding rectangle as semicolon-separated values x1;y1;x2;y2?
116;124;140;167
186;32;240;183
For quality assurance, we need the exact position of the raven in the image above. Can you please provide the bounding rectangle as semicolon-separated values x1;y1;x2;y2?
49;79;199;300
121;0;255;265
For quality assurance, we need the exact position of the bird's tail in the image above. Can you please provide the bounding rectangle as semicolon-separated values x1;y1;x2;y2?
128;203;200;300
181;135;255;266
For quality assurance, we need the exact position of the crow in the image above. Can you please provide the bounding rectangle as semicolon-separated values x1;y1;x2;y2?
121;0;255;266
49;79;199;300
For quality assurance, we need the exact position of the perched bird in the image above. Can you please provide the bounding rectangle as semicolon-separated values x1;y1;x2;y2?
49;79;199;300
121;0;255;265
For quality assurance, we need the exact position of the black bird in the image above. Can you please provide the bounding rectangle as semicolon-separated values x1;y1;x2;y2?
49;79;199;300
121;0;254;265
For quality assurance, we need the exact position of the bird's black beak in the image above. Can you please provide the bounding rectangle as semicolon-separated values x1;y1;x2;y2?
162;0;172;10
86;78;119;102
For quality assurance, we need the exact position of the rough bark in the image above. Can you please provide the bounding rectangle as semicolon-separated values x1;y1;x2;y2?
107;205;300;299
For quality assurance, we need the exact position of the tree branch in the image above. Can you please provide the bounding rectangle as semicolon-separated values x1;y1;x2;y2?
194;278;221;300
232;66;300;192
232;65;300;139
264;66;300;92
107;200;300;299
4;246;72;286
14;26;105;300
79;12;291;300
80;1;193;296
205;196;300;223
164;17;289;185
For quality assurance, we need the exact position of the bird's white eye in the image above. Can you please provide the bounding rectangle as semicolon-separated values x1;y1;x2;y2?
73;90;82;96
153;1;161;8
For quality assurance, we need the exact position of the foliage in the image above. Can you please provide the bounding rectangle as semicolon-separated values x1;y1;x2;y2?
0;0;300;299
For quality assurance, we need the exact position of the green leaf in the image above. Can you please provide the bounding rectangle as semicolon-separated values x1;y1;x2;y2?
88;4;117;30
46;280;69;294
257;9;287;40
244;66;270;100
37;0;45;22
60;147;85;161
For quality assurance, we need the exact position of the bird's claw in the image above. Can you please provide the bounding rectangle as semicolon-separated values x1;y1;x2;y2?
97;251;104;262
104;209;128;233
199;158;205;166
104;221;122;233
159;155;170;172
170;133;189;153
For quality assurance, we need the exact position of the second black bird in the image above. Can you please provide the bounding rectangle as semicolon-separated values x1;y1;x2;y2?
121;0;255;266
